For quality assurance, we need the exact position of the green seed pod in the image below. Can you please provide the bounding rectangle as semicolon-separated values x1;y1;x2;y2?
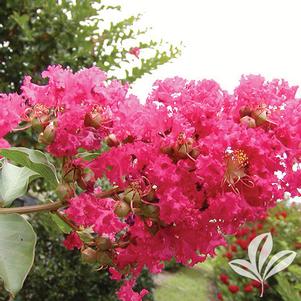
142;204;159;218
239;106;252;118
240;116;256;128
251;108;268;126
31;117;43;132
114;201;131;218
95;237;112;251
81;247;98;263
97;251;112;266
38;123;56;144
56;183;74;201
123;188;141;205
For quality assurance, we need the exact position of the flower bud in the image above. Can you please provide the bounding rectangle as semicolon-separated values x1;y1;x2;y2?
95;237;112;251
31;117;43;132
240;116;256;128
123;188;141;205
97;251;112;266
239;106;252;118
38;123;56;144
145;187;157;203
160;146;174;156
84;111;102;129
175;137;194;159
251;108;268;126
141;204;159;218
114;201;131;218
56;183;74;201
81;247;98;263
190;148;200;159
104;134;119;147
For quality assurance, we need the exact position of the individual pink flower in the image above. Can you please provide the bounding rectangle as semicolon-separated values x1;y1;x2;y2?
129;47;140;58
117;280;148;301
63;231;83;250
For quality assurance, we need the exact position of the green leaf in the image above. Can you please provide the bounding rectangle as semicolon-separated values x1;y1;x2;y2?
49;213;72;234
0;161;38;207
0;214;37;296
0;147;59;189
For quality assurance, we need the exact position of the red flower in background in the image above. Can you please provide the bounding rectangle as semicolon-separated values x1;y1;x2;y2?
225;252;233;260
244;284;253;292
219;274;230;285
228;285;240;294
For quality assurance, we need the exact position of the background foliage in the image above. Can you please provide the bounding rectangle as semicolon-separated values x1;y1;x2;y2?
0;0;181;92
212;202;301;301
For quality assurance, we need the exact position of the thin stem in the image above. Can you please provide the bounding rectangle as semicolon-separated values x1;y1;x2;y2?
0;200;64;214
95;186;123;199
12;124;32;132
0;187;122;215
55;210;79;231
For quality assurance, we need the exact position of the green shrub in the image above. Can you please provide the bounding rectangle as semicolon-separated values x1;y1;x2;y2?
0;0;181;92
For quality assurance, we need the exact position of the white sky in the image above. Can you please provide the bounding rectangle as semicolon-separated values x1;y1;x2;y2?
119;0;301;100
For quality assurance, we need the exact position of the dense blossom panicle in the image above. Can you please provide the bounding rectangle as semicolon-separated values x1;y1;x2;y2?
2;66;301;300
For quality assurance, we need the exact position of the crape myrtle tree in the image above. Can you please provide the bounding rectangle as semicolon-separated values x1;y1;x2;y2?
0;66;301;300
0;0;181;92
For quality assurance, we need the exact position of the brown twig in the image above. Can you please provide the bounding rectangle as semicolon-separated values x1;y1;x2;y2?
54;210;79;231
95;186;123;199
0;200;64;214
0;187;122;215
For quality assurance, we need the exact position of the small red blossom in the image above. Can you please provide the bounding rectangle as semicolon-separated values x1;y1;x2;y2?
219;274;229;285
225;252;233;260
244;284;253;292
251;280;261;288
228;285;239;294
217;292;223;300
230;245;237;252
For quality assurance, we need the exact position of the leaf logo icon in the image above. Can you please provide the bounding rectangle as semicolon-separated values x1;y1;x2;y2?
229;232;296;297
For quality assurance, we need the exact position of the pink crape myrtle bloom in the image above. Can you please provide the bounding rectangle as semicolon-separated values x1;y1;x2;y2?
2;66;301;300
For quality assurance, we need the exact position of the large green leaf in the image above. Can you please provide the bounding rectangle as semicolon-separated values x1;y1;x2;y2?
0;161;38;207
0;214;37;296
0;147;59;188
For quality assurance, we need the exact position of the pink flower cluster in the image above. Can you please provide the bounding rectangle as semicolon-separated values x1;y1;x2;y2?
1;66;301;300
